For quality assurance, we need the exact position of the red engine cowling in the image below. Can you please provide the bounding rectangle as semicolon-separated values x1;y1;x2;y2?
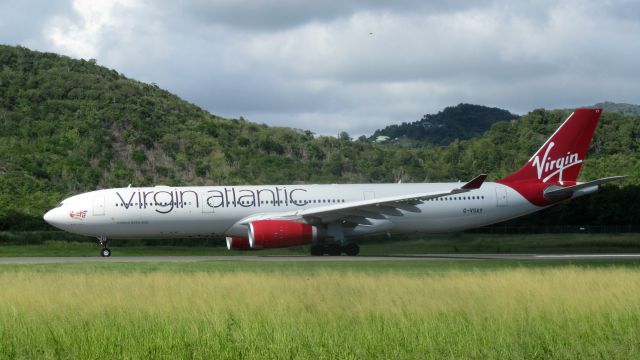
249;220;322;249
226;236;254;250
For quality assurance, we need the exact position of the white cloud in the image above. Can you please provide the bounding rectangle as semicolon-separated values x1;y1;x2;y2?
47;0;142;59
2;0;639;135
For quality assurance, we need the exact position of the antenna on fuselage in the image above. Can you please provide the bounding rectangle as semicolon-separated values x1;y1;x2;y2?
127;184;131;188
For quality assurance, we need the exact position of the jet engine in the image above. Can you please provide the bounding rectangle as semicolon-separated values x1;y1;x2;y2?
248;220;324;249
225;236;253;250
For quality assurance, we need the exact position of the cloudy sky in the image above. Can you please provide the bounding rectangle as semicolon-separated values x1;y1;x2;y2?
1;0;639;135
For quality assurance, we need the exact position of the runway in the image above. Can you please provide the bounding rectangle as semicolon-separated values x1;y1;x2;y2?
1;254;640;264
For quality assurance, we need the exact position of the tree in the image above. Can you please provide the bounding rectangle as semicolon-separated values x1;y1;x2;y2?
339;131;351;141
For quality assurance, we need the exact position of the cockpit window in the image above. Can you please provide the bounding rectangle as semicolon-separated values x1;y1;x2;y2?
56;202;64;208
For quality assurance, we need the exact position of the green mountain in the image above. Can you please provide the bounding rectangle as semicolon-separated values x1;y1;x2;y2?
0;45;638;231
594;102;640;116
371;103;519;146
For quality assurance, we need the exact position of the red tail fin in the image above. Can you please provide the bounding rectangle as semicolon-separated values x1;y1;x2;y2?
497;108;602;205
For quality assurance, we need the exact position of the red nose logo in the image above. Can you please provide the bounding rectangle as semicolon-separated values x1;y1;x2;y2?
69;210;87;219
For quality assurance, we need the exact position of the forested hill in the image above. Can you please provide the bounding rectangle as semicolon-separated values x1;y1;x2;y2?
0;44;638;231
594;102;640;116
371;104;519;146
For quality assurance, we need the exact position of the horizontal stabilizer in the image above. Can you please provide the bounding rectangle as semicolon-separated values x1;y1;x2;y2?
543;176;625;200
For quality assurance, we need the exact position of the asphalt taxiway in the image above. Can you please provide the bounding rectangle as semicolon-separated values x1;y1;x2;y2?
1;254;640;264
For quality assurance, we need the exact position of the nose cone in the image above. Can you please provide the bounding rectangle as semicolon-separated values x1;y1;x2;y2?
43;209;53;223
43;209;65;230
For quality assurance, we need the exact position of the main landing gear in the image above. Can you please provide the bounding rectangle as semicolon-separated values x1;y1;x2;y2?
310;243;360;256
98;236;111;257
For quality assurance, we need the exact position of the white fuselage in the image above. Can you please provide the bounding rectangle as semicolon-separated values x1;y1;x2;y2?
44;182;543;240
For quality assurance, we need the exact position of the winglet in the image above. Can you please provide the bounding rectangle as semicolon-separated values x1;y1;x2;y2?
461;174;487;190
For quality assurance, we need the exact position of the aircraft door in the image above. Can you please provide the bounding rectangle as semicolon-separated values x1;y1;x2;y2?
93;195;105;216
495;187;508;207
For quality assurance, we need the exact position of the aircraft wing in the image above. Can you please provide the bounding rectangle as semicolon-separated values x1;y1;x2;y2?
236;174;487;226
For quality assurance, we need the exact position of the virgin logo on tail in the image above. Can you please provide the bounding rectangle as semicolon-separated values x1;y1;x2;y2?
497;108;602;206
531;142;582;184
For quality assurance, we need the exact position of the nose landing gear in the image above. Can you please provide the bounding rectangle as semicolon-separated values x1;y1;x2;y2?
98;236;111;257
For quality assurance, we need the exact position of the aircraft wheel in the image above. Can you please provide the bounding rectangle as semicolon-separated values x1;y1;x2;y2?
343;243;360;256
98;236;110;257
310;245;324;256
326;243;342;256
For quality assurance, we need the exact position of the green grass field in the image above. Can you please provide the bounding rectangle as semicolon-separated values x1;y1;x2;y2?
1;260;640;359
2;232;640;257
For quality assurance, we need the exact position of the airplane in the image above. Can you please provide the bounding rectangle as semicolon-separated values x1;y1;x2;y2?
43;108;623;257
